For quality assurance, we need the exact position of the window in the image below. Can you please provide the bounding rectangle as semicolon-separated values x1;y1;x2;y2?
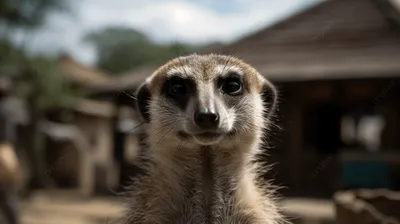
340;113;386;151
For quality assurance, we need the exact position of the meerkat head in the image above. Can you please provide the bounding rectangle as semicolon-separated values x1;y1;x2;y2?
135;54;277;152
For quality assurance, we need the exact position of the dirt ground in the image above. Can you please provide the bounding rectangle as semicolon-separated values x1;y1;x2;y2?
19;190;335;224
20;190;124;224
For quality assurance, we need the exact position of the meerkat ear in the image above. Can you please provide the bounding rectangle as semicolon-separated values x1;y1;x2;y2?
261;79;278;120
135;82;151;123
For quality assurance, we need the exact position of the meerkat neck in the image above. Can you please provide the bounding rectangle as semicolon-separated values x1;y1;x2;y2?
147;142;258;197
150;142;255;175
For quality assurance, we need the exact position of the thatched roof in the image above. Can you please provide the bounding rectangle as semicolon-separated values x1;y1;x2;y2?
92;0;400;93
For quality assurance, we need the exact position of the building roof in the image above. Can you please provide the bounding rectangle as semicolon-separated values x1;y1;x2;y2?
73;98;116;118
90;65;156;93
58;54;111;87
206;0;400;82
92;0;400;93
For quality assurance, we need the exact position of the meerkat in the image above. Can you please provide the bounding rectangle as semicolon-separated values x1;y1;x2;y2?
119;53;286;224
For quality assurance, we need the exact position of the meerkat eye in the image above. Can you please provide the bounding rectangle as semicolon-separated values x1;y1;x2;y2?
166;77;188;97
221;76;243;96
170;83;186;95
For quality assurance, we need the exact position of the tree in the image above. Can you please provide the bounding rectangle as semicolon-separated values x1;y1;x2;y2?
0;0;70;30
84;27;158;74
13;53;82;189
1;0;79;189
84;26;218;74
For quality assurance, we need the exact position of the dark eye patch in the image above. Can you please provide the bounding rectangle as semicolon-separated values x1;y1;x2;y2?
161;75;196;109
218;72;244;96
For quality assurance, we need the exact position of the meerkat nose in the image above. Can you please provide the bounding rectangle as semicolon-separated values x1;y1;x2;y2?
194;108;220;130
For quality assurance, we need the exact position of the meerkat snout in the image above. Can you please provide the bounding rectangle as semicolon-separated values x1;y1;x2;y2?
193;106;219;130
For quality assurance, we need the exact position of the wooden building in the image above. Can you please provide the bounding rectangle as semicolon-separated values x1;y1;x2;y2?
59;55;147;192
89;0;400;197
38;55;121;196
89;81;148;190
207;0;400;197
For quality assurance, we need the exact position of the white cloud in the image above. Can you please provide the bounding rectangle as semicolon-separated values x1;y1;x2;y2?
22;0;322;66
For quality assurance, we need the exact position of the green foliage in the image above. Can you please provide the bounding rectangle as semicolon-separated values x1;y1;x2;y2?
0;0;81;111
0;39;26;76
0;0;82;189
17;57;82;110
0;0;71;29
85;26;221;74
0;39;81;110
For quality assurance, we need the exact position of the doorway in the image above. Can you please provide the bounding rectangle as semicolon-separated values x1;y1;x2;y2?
302;102;343;197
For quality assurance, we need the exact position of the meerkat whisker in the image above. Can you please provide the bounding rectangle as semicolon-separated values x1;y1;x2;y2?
126;120;146;133
121;90;137;100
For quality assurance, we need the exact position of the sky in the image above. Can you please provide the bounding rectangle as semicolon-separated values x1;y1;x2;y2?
20;0;324;66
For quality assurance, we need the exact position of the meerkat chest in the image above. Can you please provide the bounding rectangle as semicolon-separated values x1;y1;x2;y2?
126;151;267;224
171;150;259;224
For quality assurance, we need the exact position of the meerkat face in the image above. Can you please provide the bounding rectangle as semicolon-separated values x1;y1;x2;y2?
135;54;277;149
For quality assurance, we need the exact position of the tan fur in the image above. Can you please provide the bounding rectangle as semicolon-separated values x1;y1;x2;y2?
0;143;22;185
119;54;287;224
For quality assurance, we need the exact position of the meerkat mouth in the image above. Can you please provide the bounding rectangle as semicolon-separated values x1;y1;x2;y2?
196;132;221;138
178;131;221;139
193;134;223;145
178;130;236;140
177;130;238;146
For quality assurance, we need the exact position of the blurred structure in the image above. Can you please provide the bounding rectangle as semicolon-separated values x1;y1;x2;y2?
35;54;146;196
34;55;119;196
334;189;400;223
0;76;23;224
58;54;111;87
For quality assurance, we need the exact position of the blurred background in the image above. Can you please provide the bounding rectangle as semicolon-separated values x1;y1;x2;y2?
1;0;400;223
